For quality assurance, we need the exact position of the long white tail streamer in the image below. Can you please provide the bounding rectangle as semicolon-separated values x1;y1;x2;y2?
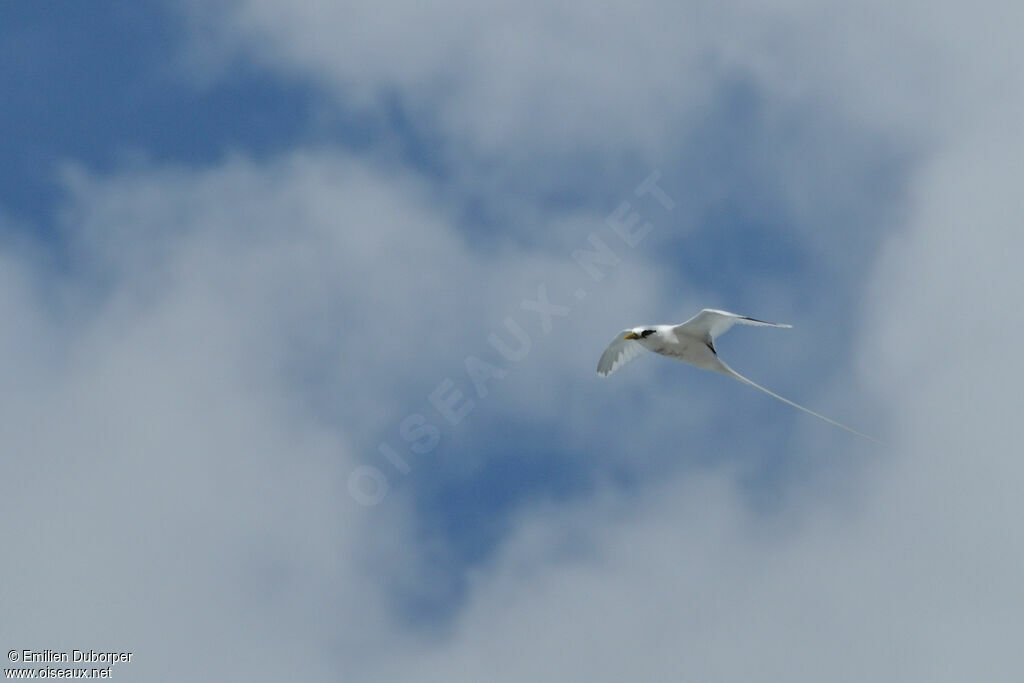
717;361;883;445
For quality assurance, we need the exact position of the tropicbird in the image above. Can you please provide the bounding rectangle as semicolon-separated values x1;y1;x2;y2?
597;308;880;443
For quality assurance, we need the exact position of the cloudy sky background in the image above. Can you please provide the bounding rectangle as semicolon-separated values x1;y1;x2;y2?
2;1;1023;680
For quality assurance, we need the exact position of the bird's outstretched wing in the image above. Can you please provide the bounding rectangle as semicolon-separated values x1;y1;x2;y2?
674;308;791;343
596;331;645;377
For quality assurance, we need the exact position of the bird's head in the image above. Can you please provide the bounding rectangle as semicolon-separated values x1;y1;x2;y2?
623;327;657;341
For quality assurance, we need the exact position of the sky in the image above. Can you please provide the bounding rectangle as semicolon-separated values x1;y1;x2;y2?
2;1;1023;681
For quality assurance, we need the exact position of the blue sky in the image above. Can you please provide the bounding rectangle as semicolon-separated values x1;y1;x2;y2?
4;2;1024;681
1;4;296;222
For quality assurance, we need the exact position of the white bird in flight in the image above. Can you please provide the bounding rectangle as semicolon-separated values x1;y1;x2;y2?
597;309;880;443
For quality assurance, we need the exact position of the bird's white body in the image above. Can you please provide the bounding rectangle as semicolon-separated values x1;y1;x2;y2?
636;324;722;371
597;309;880;443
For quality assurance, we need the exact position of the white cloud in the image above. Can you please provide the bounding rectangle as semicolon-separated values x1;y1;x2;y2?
185;1;718;161
184;0;997;163
181;0;921;307
1;158;429;680
9;1;1024;680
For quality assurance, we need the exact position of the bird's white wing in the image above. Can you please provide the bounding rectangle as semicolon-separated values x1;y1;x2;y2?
674;308;791;342
596;331;645;377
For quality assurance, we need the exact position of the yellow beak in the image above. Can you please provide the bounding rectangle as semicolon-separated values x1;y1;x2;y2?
623;332;640;340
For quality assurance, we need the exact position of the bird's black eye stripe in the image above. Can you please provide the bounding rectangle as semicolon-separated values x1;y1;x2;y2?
640;329;655;338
